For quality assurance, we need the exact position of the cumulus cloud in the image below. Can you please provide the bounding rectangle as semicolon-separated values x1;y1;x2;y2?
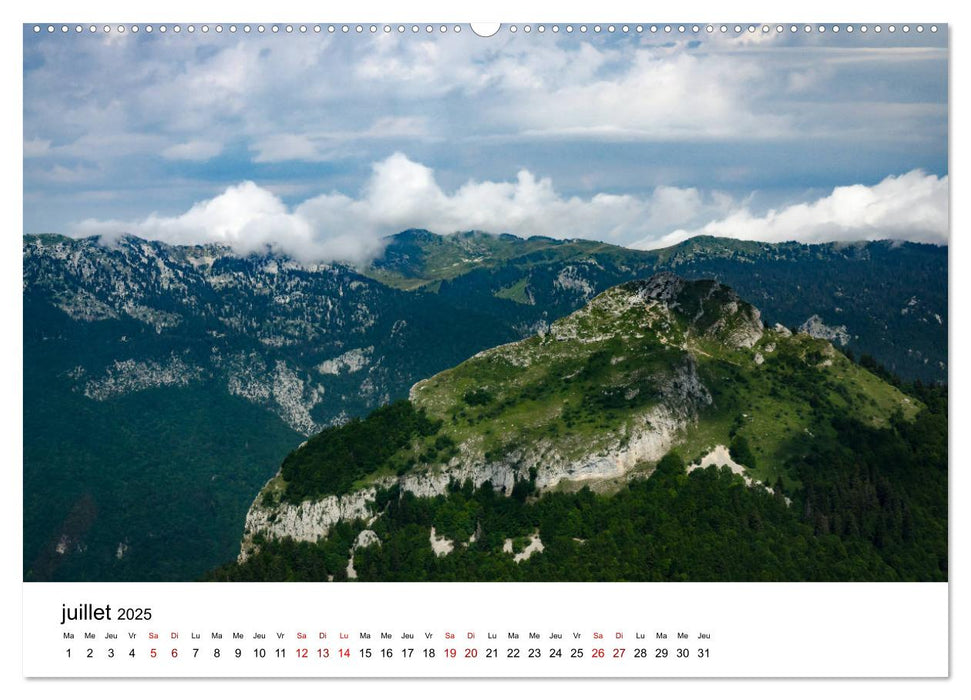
75;153;733;264
76;156;948;264
636;170;949;249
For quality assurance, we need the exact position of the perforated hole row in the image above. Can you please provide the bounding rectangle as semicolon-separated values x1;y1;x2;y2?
30;23;941;35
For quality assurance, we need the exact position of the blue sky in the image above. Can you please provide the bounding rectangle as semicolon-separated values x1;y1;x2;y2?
23;24;948;261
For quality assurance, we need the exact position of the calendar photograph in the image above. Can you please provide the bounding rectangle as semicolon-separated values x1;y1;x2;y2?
23;22;948;589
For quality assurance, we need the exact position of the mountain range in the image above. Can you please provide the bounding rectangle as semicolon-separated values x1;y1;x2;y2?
213;273;946;582
23;230;947;580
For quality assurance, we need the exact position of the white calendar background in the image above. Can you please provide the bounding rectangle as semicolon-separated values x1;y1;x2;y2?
6;0;969;696
23;582;948;678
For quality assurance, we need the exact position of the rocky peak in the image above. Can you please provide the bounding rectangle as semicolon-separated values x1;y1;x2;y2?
586;273;764;349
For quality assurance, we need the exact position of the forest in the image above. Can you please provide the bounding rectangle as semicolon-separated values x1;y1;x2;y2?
207;378;947;583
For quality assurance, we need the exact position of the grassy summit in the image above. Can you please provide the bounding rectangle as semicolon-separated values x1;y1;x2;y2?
263;273;918;506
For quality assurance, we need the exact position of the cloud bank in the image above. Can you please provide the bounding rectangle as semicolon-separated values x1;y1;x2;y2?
637;170;949;249
76;155;948;265
76;153;729;263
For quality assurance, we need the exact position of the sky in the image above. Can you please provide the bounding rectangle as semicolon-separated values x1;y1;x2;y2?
23;23;949;263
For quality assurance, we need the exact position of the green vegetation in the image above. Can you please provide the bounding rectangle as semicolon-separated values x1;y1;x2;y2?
23;378;301;582
208;384;947;582
494;278;531;304
280;400;442;502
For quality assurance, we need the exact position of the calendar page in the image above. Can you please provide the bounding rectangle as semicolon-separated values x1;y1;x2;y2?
19;5;952;685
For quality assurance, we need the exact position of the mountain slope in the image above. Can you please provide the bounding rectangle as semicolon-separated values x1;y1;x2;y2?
23;234;519;581
364;231;947;383
222;274;941;582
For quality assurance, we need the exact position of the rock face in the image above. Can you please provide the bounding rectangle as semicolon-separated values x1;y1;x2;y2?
23;233;511;436
800;314;850;346
239;486;382;561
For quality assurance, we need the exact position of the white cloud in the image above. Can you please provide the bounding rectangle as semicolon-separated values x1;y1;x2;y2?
75;153;731;264
161;140;223;162
74;156;947;265
637;170;949;249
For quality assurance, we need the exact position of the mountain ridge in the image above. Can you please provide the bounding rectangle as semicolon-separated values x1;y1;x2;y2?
220;272;943;582
236;272;918;563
